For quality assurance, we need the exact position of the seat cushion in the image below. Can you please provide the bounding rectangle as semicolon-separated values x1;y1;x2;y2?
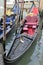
25;22;37;26
32;25;36;28
23;27;28;31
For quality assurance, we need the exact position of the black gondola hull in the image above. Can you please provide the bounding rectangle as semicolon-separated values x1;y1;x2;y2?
4;25;42;65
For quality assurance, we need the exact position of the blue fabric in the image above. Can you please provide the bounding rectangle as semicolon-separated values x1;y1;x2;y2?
6;16;15;23
0;31;3;34
13;4;20;15
11;16;15;22
6;16;11;22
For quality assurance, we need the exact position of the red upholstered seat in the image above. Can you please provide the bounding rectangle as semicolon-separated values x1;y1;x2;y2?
27;28;35;36
23;27;28;31
32;7;39;15
25;16;38;23
23;27;28;34
25;16;31;22
32;25;36;28
22;15;38;36
32;16;38;22
25;22;37;26
24;25;28;28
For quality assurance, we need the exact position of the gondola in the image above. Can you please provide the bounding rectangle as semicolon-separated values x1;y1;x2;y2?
4;6;42;65
0;13;15;40
0;4;20;40
3;1;41;65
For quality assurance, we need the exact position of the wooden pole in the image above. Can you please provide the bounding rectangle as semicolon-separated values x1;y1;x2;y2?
13;0;20;33
15;0;17;4
39;0;40;9
3;0;6;51
14;0;19;34
21;0;24;19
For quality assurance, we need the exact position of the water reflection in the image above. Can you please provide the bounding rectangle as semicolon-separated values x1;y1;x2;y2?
28;42;41;65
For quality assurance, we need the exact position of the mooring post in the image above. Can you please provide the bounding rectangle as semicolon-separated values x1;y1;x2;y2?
3;0;6;51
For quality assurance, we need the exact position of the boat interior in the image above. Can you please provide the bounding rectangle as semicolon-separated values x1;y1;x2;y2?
4;1;39;61
21;16;38;36
6;15;39;60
